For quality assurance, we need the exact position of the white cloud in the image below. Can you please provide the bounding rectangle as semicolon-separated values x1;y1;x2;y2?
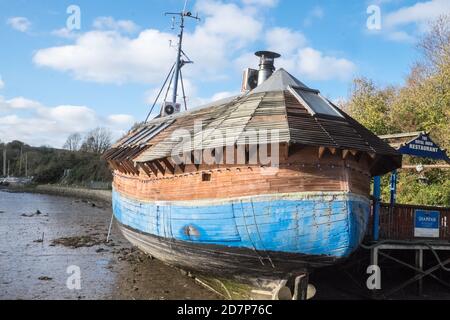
0;76;4;89
0;95;134;147
235;27;356;82
0;96;42;111
386;30;415;43
294;47;356;81
303;6;324;27
374;0;450;43
93;17;140;33
107;114;135;126
7;17;31;32
51;27;79;39
384;0;450;29
266;27;307;55
33;0;263;85
34;29;175;84
241;0;279;7
33;0;356;95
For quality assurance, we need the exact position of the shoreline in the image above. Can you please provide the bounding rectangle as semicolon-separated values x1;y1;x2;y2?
4;184;112;205
3;184;258;299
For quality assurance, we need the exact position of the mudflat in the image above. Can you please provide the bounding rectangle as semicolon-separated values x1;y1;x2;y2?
0;190;217;300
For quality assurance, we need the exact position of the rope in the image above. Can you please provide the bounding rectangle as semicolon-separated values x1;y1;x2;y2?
106;211;114;243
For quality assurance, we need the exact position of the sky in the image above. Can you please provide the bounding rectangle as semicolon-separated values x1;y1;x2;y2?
0;0;449;147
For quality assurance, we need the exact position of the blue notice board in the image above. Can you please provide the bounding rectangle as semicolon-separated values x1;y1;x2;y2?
414;210;440;238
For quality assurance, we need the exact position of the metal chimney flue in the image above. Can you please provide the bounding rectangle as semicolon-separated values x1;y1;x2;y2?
255;51;281;85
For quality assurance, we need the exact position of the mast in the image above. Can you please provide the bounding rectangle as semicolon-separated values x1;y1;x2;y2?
19;145;23;176
2;147;6;177
166;2;200;105
145;1;200;122
171;13;184;104
25;153;28;177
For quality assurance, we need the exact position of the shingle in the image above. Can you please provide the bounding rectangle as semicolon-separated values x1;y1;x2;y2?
105;69;401;176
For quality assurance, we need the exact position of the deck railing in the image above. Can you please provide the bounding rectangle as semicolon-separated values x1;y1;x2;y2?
368;203;450;241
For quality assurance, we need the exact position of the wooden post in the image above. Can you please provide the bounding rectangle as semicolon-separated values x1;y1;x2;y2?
295;274;309;300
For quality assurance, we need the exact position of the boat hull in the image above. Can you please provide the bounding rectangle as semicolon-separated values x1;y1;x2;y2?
112;189;369;278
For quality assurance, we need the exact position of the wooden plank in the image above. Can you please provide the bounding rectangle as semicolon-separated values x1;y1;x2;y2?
342;149;350;160
140;163;154;178
146;162;159;176
162;158;175;174
152;160;166;176
318;147;326;159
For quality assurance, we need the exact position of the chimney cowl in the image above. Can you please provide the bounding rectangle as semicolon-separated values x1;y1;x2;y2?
255;51;281;85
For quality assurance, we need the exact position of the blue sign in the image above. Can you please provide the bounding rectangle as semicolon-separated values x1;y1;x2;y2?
414;210;440;238
399;133;450;162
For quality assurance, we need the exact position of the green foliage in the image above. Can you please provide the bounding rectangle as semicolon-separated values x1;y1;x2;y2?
1;141;111;186
379;170;450;206
347;78;397;135
346;16;450;207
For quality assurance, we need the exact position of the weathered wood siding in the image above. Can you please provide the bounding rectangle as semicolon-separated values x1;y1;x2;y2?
113;146;371;202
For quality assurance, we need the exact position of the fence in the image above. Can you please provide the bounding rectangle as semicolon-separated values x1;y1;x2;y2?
373;203;450;241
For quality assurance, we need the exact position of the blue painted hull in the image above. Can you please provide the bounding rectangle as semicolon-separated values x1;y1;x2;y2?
112;189;369;275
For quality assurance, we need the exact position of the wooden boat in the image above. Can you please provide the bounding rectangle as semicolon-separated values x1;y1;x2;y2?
102;9;401;291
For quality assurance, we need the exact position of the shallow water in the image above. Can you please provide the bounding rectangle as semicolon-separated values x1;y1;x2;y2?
0;190;217;300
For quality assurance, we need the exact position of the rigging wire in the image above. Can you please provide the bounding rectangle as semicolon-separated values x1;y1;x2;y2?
145;63;176;122
164;64;176;102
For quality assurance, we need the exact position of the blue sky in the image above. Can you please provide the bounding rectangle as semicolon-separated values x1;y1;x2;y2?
0;0;449;147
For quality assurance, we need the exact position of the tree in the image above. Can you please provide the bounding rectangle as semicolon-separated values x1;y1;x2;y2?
80;127;112;154
344;15;450;206
63;133;82;151
346;77;397;135
390;15;450;151
418;14;450;73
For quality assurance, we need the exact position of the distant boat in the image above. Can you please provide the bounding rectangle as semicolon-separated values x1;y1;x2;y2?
103;6;401;297
0;177;32;186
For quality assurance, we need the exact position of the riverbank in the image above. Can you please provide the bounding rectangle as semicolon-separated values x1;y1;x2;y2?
0;190;218;300
7;184;112;205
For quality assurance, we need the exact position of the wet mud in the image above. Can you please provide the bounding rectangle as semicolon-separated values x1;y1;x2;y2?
1;190;449;300
0;190;218;300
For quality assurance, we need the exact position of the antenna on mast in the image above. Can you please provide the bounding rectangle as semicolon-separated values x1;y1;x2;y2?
145;0;200;122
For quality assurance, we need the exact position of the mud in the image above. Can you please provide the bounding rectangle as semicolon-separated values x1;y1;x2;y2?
0;190;218;300
2;189;449;300
51;235;106;248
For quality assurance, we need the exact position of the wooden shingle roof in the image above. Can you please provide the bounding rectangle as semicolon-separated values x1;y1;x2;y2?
104;69;401;176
